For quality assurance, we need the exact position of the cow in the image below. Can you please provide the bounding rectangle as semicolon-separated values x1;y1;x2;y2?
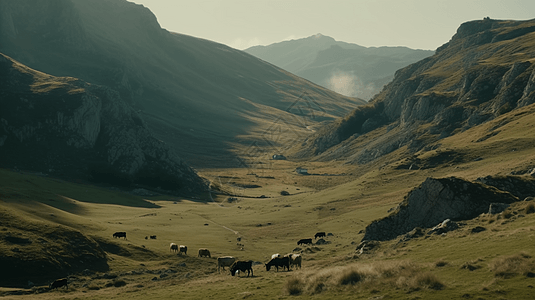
217;256;236;272
198;248;211;258
170;243;178;253
285;253;302;269
297;238;312;245
230;260;253;277
315;232;326;239
271;253;281;259
49;278;68;290
179;245;187;255
265;256;290;272
113;232;127;239
150;235;157;239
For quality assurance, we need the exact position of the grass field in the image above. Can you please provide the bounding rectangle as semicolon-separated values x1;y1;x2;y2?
2;102;535;299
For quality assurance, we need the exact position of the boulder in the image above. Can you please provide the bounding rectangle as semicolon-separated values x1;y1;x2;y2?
429;219;459;235
362;177;518;241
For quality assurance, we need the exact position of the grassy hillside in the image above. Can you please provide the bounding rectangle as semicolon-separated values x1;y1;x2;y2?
2;97;535;298
291;18;535;166
0;0;365;168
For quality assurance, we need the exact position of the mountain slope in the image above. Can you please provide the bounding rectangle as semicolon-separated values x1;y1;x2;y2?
245;34;434;99
0;0;365;168
0;53;206;193
292;18;535;164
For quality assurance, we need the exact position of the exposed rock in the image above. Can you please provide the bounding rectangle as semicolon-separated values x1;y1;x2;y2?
294;19;535;164
429;219;459;235
362;177;518;241
471;226;487;233
356;240;380;255
315;238;330;245
0;53;206;193
476;175;535;199
488;203;510;214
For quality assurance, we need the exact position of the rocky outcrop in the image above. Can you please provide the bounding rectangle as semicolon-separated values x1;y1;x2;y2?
0;53;206;193
476;175;535;200
362;177;518;241
294;18;535;162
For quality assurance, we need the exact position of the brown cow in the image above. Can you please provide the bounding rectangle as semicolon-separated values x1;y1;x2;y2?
198;248;211;257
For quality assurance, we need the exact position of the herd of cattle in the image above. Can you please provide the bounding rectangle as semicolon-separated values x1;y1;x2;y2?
47;230;327;291
109;230;328;278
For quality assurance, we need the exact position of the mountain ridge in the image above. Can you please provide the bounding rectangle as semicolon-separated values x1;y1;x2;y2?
244;34;434;99
0;0;365;168
291;18;535;164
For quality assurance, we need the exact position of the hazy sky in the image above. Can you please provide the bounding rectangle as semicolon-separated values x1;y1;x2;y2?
133;0;535;50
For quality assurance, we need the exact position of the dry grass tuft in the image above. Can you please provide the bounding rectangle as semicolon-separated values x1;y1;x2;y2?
283;260;443;296
283;277;303;295
435;259;448;267
489;252;535;278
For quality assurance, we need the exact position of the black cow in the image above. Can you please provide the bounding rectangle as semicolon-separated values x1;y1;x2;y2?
265;256;290;272
113;232;127;239
315;232;326;239
49;278;68;290
297;238;312;245
230;260;254;277
150;235;157;239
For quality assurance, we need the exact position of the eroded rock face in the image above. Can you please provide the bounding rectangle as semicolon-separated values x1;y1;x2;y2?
0;53;206;193
362;177;518;241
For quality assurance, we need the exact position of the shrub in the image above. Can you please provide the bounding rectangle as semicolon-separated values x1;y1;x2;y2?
338;268;364;285
489;252;534;278
415;272;445;290
435;259;448;267
283;277;303;296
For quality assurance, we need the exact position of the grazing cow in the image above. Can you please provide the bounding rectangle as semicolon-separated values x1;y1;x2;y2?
230;260;253;277
179;245;187;255
297;238;312;245
49;278;68;290
271;253;281;259
198;248;211;258
170;243;178;253
285;253;302;269
265;256;290;272
315;232;326;239
150;235;157;239
113;232;127;239
217;256;236;272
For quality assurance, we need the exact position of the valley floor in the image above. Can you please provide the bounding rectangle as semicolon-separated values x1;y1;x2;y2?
2;132;535;299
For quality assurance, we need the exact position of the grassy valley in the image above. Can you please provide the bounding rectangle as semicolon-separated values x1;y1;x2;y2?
2;100;535;298
1;1;535;299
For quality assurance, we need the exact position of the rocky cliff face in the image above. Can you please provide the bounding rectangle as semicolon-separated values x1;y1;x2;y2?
294;18;535;161
362;176;522;241
0;53;206;193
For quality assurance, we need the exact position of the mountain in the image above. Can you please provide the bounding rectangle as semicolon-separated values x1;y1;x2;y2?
245;34;434;100
0;52;206;193
292;18;535;164
0;0;365;168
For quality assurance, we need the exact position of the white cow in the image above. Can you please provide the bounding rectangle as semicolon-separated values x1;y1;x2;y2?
217;256;236;272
